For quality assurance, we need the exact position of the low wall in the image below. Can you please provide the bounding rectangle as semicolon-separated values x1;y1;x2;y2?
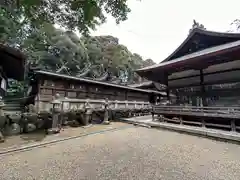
0;98;152;142
60;98;150;111
37;98;151;112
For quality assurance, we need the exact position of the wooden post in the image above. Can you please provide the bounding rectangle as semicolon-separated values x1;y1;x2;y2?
175;90;180;105
179;117;183;125
151;105;155;121
202;119;206;128
165;74;170;101
125;91;128;100
231;119;236;132
200;69;207;106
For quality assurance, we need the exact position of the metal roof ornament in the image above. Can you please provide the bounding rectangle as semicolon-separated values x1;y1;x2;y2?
189;20;206;34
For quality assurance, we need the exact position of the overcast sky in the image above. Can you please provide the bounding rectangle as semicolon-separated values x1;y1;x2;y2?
91;0;240;63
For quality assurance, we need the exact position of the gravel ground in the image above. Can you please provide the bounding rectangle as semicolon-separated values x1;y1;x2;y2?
0;122;128;151
0;126;240;180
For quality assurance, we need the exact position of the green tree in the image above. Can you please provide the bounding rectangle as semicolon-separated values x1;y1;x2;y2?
81;36;103;65
1;5;155;84
3;0;132;34
83;35;156;83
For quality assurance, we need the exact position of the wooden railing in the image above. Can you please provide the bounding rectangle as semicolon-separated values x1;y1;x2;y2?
153;105;240;118
153;105;240;131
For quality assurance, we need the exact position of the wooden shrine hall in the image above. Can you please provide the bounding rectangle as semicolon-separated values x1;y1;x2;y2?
136;26;240;131
136;27;240;107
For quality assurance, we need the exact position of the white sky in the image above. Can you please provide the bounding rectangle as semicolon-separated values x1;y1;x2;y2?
91;0;240;63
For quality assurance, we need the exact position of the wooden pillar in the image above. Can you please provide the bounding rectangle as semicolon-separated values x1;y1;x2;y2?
165;76;170;101
86;86;89;98
231;119;236;132
125;91;128;101
175;90;180;104
200;69;207;106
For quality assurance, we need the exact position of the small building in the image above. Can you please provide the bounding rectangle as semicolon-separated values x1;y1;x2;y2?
0;44;25;97
136;27;240;106
26;70;162;111
128;81;175;104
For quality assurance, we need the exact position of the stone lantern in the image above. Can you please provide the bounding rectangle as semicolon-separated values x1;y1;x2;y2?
49;94;61;134
0;96;5;116
103;98;110;125
0;96;5;142
83;99;92;126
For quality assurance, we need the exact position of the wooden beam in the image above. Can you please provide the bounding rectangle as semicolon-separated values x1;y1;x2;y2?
169;68;240;81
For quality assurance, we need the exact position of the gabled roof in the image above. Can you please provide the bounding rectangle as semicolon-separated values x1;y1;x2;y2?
162;28;240;62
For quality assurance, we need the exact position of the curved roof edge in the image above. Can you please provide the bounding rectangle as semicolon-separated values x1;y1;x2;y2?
162;28;240;63
128;81;153;88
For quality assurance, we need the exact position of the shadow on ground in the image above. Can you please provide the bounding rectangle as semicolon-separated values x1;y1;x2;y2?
19;131;47;142
0;122;131;151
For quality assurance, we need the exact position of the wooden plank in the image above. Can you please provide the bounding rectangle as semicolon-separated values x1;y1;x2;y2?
55;90;65;97
205;123;231;129
67;92;77;98
182;121;202;125
165;118;180;123
77;92;87;98
39;94;53;100
154;110;240;119
40;89;52;95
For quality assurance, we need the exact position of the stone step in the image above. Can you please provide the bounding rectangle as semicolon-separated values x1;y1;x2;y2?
4;101;22;106
3;111;22;114
3;106;22;109
4;102;22;106
3;96;24;103
4;101;21;104
4;103;22;106
2;96;24;113
3;104;23;110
